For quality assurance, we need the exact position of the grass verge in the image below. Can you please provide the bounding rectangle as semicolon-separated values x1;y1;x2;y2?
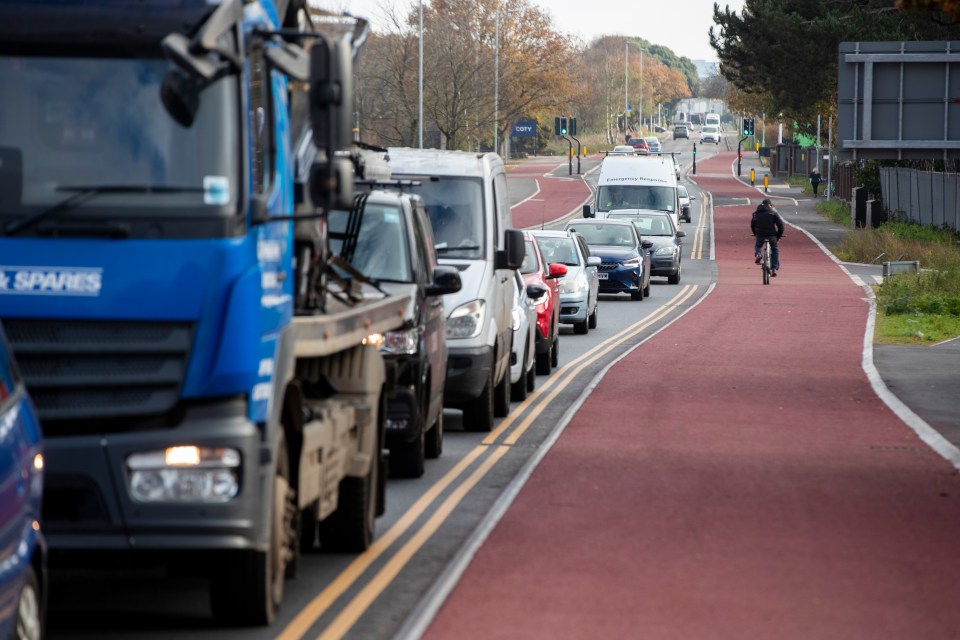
832;220;960;344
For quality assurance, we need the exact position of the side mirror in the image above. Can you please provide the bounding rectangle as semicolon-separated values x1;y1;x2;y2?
546;263;568;279
526;282;548;301
586;256;601;267
426;265;462;296
690;195;696;200
497;229;525;270
676;230;686;238
310;37;353;153
640;240;654;250
582;204;594;218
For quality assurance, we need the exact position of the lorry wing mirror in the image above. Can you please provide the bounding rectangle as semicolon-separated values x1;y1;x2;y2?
265;41;310;81
310;37;352;153
426;266;462;297
497;229;525;270
582;204;593;218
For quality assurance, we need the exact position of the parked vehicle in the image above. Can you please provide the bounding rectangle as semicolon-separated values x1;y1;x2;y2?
700;124;722;144
0;326;45;640
509;271;544;401
585;154;682;230
329;189;462;478
520;232;567;374
387;148;525;431
563;219;653;301
677;184;694;222
0;0;413;625
608;212;685;285
531;230;600;334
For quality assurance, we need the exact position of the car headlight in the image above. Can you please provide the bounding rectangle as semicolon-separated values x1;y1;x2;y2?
654;246;675;256
560;276;587;294
447;299;486;339
620;257;641;268
380;328;419;355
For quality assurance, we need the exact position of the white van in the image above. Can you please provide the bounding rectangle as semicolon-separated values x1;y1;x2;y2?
705;112;721;127
386;148;524;433
583;154;681;229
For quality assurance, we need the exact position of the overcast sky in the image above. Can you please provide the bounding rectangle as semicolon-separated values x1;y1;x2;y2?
313;0;746;62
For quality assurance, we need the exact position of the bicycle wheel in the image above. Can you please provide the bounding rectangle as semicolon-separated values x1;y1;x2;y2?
762;241;771;285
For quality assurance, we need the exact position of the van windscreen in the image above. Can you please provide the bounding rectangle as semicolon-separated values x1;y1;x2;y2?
597;185;675;213
401;177;485;260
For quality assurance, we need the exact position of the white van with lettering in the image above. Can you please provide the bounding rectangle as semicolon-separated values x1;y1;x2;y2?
584;154;681;229
386;148;524;433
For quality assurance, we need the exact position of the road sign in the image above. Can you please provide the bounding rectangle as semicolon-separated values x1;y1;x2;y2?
512;120;537;138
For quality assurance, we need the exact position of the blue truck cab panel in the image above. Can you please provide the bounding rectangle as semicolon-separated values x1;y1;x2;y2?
0;325;46;639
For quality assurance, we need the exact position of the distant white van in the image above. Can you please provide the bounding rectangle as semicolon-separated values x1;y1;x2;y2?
705;112;721;127
583;154;681;229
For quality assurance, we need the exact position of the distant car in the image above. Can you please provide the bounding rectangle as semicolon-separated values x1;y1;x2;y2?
509;270;543;401
677;184;694;222
531;229;600;335
0;325;45;640
563;219;653;301
700;124;721;144
608;211;685;285
673;124;689;140
520;232;567;374
644;136;662;153
654;125;666;133
628;137;650;153
610;145;637;155
329;189;462;478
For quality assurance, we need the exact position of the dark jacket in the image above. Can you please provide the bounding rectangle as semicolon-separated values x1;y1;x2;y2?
751;203;784;239
809;171;822;186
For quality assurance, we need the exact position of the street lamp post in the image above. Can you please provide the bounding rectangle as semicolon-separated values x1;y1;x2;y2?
418;0;423;148
494;11;500;155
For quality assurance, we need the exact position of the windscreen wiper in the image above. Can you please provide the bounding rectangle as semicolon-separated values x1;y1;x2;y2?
3;185;203;236
435;244;481;253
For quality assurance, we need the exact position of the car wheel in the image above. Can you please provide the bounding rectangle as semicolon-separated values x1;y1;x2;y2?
573;317;588;335
668;269;681;285
535;342;551;375
643;277;651;298
631;289;643;301
493;364;511;418
462;367;495;432
588;303;598;329
525;360;536;392
511;340;530;401
425;408;443;459
550;334;559;368
14;566;42;640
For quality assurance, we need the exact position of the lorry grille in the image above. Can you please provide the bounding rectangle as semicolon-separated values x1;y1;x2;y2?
2;319;193;424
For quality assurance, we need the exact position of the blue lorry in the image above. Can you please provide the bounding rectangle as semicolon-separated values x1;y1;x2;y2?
0;0;409;625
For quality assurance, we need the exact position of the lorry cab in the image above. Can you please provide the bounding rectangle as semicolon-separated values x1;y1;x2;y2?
584;154;682;230
385;148;524;433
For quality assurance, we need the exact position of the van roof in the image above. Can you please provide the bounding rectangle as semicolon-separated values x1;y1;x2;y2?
597;155;677;186
386;147;504;177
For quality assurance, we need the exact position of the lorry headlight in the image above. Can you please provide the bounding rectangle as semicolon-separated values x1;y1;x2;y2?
126;447;241;503
446;299;485;339
380;328;419;355
560;276;587;294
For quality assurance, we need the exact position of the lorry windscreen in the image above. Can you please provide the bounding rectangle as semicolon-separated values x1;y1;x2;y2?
0;56;240;233
401;177;485;260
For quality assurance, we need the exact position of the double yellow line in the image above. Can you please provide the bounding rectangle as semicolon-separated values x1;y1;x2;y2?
278;284;700;640
689;194;711;260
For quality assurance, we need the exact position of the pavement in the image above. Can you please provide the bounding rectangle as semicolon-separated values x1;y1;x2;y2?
411;150;960;639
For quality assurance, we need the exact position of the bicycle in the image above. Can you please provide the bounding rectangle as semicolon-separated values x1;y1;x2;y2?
760;237;772;284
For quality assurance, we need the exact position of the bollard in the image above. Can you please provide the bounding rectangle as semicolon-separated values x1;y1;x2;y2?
750;168;755;186
763;174;769;192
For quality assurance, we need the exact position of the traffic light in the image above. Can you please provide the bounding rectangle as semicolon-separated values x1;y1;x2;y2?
743;117;755;136
569;117;577;136
555;116;568;136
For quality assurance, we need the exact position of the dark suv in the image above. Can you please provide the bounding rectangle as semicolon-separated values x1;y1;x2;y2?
329;189;461;478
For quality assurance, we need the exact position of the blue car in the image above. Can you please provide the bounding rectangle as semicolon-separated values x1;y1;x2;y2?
564;219;653;301
0;325;45;640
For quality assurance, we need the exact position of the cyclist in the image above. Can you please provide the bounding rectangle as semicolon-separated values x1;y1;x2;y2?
750;198;784;276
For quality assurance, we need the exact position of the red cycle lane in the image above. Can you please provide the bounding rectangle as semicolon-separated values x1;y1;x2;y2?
507;157;594;229
422;152;960;639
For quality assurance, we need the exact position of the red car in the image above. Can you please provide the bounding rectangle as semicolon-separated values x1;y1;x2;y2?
520;232;567;374
627;137;649;153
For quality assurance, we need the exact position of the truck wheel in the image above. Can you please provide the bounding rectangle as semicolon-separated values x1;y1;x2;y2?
425;409;443;459
462;367;495;432
493;365;511;418
13;565;41;640
318;434;378;553
210;435;294;626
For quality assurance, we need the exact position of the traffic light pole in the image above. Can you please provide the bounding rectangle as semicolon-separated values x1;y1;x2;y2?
692;143;697;175
563;135;573;175
570;135;581;174
737;137;746;176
